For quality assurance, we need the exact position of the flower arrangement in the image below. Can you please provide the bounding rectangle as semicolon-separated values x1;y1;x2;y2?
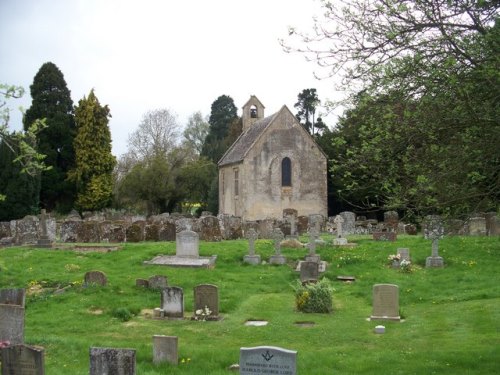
194;305;212;321
399;259;412;272
388;254;401;262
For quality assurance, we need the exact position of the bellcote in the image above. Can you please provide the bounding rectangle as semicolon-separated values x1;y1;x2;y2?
242;95;265;131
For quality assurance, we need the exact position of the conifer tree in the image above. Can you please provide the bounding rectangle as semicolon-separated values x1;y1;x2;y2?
69;90;116;212
24;62;76;212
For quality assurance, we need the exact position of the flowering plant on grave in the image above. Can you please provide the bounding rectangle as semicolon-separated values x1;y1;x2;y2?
194;305;212;321
399;259;412;273
388;254;401;263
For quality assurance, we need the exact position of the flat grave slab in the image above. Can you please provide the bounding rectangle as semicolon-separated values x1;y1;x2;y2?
143;255;216;268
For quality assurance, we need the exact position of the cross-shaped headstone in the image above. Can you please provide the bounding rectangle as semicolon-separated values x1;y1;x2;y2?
246;228;258;256
287;215;297;237
272;228;284;255
40;209;48;237
308;226;319;256
334;215;344;238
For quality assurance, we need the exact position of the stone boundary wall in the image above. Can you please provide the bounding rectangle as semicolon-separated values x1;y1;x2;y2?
0;211;497;247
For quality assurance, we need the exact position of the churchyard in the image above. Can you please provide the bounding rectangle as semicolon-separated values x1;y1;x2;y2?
0;234;498;374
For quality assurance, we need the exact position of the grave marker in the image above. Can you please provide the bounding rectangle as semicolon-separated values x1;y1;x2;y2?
1;344;45;375
243;228;260;265
425;215;445;267
0;304;24;345
370;284;400;321
152;335;178;365
84;270;108;286
239;346;297;375
193;284;219;320
89;347;136;375
305;227;320;262
147;275;168;290
0;288;26;307
300;261;319;283
161;287;184;319
269;228;286;265
36;209;52;248
176;229;199;258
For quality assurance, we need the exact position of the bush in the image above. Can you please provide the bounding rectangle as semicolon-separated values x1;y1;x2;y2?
112;307;133;322
293;278;333;313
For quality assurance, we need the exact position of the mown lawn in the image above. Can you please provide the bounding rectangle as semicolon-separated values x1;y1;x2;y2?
1;235;499;374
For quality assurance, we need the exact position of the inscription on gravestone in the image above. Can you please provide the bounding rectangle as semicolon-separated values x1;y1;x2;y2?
1;344;44;375
176;229;199;258
89;347;136;375
240;346;297;375
0;304;24;345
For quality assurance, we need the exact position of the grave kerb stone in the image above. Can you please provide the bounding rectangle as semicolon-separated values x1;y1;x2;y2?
239;346;297;375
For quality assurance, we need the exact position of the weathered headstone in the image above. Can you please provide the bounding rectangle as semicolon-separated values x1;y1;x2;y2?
305;227;320;262
152;335;178;365
239;346;297;375
161;287;184;319
397;248;410;262
0;304;24;345
0;288;26;307
1;344;44;375
269;228;286;265
193;284;219;320
243;228;260;265
36;209;52;248
339;211;356;235
300;261;319;283
135;279;149;288
147;275;168;290
308;214;323;233
424;215;445;267
89;347;136;375
176;229;199;258
84;270;108;286
370;284;400;321
468;216;487;236
384;211;399;232
373;232;397;241
333;215;348;245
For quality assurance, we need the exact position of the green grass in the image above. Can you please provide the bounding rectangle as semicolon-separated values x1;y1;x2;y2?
1;235;499;374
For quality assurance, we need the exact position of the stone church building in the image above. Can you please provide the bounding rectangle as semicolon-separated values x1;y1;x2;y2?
218;95;328;221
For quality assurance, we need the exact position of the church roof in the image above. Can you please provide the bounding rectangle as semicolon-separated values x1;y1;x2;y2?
218;110;278;167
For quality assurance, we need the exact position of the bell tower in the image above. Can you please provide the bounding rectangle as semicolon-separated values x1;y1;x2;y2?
242;95;265;131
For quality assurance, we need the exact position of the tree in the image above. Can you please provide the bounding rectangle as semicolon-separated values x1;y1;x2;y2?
24;62;76;212
201;95;239;163
183;111;209;156
294;88;321;135
284;0;500;219
114;109;187;215
68;90;116;212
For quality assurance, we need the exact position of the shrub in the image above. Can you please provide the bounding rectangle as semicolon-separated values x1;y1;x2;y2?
293;278;334;313
112;307;133;322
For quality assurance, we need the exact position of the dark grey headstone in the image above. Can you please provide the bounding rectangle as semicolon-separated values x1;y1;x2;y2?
84;271;108;286
1;344;44;375
193;284;219;319
147;275;168;290
300;261;319;283
0;304;24;345
89;347;136;375
240;346;297;375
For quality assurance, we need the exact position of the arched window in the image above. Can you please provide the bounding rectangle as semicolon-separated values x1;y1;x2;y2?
250;105;257;118
281;157;292;187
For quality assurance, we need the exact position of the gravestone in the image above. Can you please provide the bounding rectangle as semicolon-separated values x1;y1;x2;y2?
243;228;260;265
89;347;136;375
384;211;399;232
0;304;24;345
144;224;160;241
333;215;348;245
152;335;178;365
1;344;44;375
424;215;445;267
305;227;320;262
397;248;410;261
193;284;219;320
269;228;286;265
468;216;487;236
158;222;176;241
0;288;26;307
199;215;222;241
370;284;400;321
284;210;298;239
339;211;356;235
308;214;323;233
135;279;149;288
176;228;199;257
300;261;319;283
160;287;184;319
239;346;297;375
147;275;168;290
373;232;397;241
84;270;108;286
36;209;52;248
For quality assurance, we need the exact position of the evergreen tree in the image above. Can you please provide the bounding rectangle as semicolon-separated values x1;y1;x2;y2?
201;95;239;163
24;62;76;212
0;136;40;220
69;90;116;212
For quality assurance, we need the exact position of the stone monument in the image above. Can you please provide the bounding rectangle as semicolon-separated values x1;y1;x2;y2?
425;215;445;267
243;228;260;265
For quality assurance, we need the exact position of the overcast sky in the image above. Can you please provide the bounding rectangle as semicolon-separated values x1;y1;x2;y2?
0;0;344;157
